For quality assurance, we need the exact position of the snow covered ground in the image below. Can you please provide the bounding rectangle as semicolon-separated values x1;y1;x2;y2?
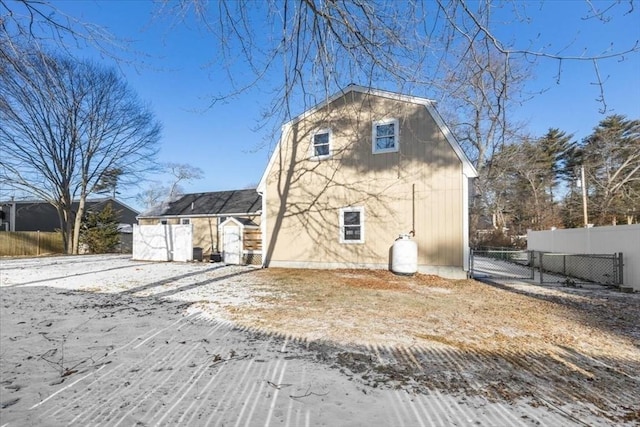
1;255;637;426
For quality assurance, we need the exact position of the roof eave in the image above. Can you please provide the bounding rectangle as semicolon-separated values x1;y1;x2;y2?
137;210;261;220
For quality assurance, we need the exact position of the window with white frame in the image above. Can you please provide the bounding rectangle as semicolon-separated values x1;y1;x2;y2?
372;118;399;153
181;218;190;225
339;207;364;243
310;129;331;159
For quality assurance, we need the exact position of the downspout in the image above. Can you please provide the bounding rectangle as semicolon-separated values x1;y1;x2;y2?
9;202;16;232
216;216;220;252
462;174;471;272
410;183;415;237
257;188;266;268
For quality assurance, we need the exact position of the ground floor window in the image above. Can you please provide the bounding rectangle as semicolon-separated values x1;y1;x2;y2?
339;207;364;243
181;218;191;225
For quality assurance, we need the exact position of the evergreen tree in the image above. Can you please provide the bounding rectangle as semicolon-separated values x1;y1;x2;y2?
580;115;640;225
80;203;121;253
94;168;123;198
492;130;572;235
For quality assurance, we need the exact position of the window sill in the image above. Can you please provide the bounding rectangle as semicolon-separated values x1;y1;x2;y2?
309;155;332;161
372;147;399;154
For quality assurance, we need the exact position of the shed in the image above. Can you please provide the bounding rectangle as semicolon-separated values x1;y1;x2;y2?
218;217;260;265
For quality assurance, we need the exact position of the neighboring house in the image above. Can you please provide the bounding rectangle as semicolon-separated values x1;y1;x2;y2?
257;85;478;279
137;189;262;263
0;198;138;233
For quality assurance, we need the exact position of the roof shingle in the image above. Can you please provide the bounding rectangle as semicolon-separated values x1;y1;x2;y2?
142;189;261;217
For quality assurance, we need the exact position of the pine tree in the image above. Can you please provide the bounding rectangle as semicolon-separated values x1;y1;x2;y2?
580;115;640;225
79;203;121;253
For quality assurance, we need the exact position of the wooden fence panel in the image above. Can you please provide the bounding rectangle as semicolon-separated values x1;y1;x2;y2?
0;231;64;256
243;229;262;251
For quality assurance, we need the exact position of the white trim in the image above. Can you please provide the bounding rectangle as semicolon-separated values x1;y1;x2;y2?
423;102;478;178
339;206;365;244
282;85;436;129
462;176;471;272
309;128;332;160
372;118;399;154
258;189;267;267
258;123;290;192
137;211;261;220
218;217;245;229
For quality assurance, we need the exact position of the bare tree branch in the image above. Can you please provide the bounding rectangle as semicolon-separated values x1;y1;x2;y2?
0;49;161;253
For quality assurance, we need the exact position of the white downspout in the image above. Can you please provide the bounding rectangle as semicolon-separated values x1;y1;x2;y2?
10;202;16;232
462;175;471;272
257;189;266;268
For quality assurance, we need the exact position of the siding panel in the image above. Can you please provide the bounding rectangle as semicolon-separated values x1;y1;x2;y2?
265;91;465;272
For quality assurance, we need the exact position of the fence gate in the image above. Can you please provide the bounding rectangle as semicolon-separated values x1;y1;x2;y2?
470;249;534;280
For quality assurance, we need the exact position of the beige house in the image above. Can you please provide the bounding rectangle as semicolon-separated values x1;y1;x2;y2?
137;190;261;263
257;86;478;278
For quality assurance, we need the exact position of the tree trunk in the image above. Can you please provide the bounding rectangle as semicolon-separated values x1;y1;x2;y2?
72;196;87;254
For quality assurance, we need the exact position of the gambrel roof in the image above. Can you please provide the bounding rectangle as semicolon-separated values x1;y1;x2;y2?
257;85;478;192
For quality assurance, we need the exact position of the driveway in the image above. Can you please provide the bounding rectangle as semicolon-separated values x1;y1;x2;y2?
0;255;636;426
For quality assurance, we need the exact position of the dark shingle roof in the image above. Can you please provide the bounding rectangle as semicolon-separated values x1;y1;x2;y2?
224;217;258;227
147;189;261;217
0;198;139;232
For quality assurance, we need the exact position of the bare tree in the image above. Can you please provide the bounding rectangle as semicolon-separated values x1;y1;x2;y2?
136;187;170;212
166;163;204;200
1;0;130;72
0;49;161;253
135;163;204;211
161;1;637;242
161;1;638;126
429;40;529;236
4;0;636;241
3;1;637;137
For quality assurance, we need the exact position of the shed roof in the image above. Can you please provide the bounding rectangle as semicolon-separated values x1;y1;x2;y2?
140;189;261;217
219;216;259;228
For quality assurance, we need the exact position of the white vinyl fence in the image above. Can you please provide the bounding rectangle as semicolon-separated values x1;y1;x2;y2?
528;224;640;291
132;224;193;262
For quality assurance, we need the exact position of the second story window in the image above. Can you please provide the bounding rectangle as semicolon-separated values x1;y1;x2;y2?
372;118;399;154
311;129;331;160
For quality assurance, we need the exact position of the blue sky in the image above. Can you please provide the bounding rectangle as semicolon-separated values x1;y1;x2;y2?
51;1;639;210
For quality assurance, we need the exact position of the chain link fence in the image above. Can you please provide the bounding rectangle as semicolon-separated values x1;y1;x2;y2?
470;249;624;287
470;249;534;280
535;252;623;286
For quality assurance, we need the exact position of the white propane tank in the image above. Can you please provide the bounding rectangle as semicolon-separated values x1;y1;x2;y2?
391;234;418;275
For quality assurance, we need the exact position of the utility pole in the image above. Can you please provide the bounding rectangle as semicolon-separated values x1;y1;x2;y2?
581;165;588;227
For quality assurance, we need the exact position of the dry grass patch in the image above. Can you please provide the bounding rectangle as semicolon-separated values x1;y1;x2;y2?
220;268;639;361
